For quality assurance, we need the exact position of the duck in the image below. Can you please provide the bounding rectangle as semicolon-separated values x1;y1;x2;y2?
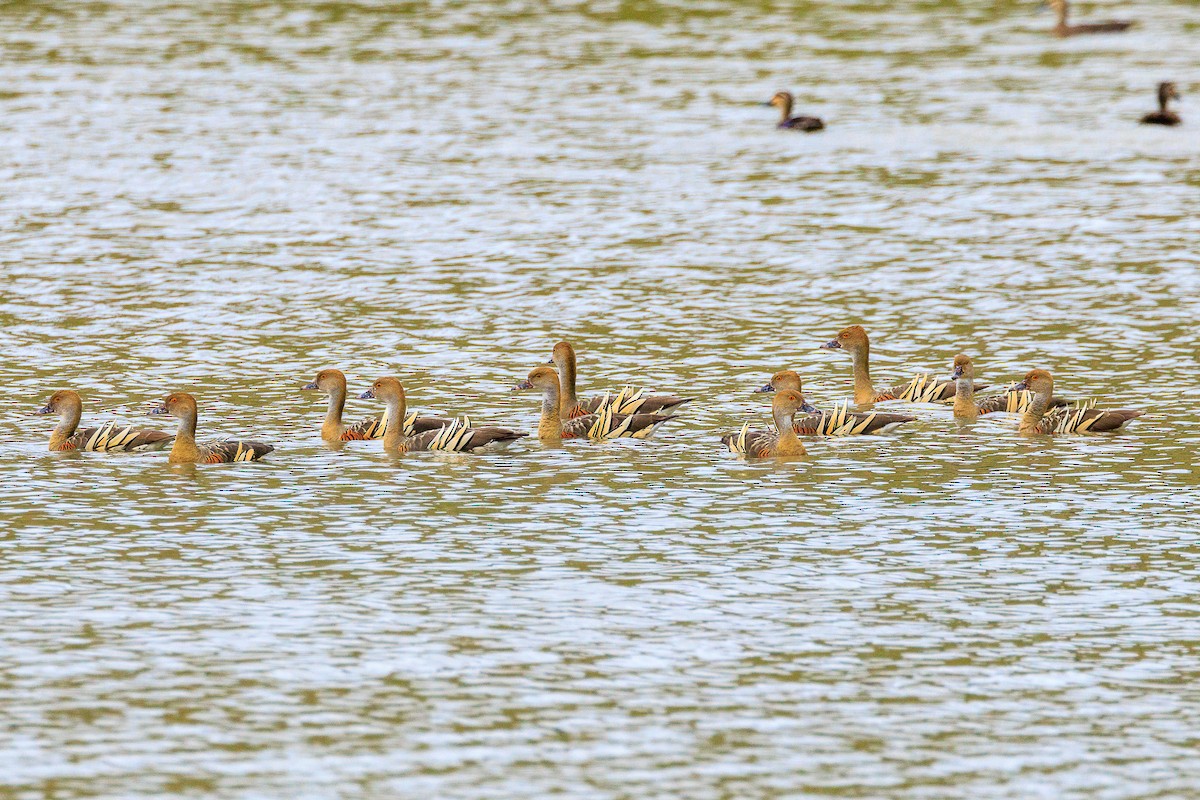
360;377;526;453
548;341;694;419
37;390;173;452
516;366;677;441
754;371;917;435
1049;0;1133;37
722;389;809;458
820;326;985;405
1140;82;1181;126
1011;369;1143;434
765;91;824;132
301;368;450;442
149;393;274;463
949;355;1069;418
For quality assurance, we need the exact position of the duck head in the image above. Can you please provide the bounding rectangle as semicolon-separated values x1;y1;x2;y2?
1159;81;1181;106
37;389;82;417
755;370;802;393
302;368;347;394
951;354;975;382
359;377;405;403
1012;368;1054;397
515;365;559;393
766;91;794;116
821;325;869;355
150;392;198;418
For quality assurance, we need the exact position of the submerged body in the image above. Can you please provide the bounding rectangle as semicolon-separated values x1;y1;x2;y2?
1049;0;1133;36
766;91;824;131
820;326;979;405
361;377;526;453
517;366;677;441
38;390;173;452
755;371;915;435
1140;82;1181;126
549;341;694;419
949;355;1066;419
722;390;809;458
302;368;450;442
1012;369;1143;435
150;393;273;464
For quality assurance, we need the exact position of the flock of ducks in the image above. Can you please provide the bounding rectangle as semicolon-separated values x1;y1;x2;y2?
766;1;1184;132
37;332;1145;464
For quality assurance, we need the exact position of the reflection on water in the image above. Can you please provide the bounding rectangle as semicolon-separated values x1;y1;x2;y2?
2;0;1199;796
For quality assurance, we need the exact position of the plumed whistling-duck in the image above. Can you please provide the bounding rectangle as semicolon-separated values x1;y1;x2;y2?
754;370;916;435
516;366;677;441
1011;369;1143;434
722;389;809;458
149;393;273;464
1140;82;1181;126
821;326;986;405
765;91;824;132
301;368;450;442
950;355;1068;418
360;377;526;453
1049;0;1133;37
549;341;694;418
38;390;173;452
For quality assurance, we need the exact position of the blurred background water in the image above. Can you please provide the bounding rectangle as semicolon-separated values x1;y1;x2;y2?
1;1;1199;797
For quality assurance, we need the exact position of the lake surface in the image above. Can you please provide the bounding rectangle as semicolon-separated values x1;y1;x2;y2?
2;1;1199;797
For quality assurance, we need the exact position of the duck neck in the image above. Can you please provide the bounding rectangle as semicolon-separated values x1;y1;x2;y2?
322;385;347;440
952;377;978;419
778;97;793;123
1018;391;1050;434
850;346;876;404
169;409;201;462
772;406;806;456
49;404;82;449
1159;88;1171;112
539;385;564;440
556;352;579;416
381;394;409;451
1052;0;1068;27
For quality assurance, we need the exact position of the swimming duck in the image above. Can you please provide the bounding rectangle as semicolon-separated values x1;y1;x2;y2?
516;366;677;441
765;91;824;132
754;370;917;435
549;341;694;418
1011;369;1143;434
37;390;173;452
722;389;809;458
360;377;526;453
820;326;984;404
1140;82;1181;126
301;368;450;442
149;393;274;463
1048;0;1133;37
950;355;1067;418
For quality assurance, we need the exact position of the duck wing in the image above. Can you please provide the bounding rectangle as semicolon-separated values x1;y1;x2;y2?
200;439;274;462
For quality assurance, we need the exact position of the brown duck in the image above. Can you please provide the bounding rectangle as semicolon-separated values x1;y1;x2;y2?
549;341;694;418
516;366;677;441
38;390;173;452
722;390;809;458
360;377;526;453
1140;82;1181;127
301;368;449;442
765;91;824;132
1049;0;1133;37
821;326;985;404
149;393;274;463
755;371;916;435
1011;369;1143;434
950;355;1067;418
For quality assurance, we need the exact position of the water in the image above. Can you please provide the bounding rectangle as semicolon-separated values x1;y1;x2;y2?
2;1;1199;796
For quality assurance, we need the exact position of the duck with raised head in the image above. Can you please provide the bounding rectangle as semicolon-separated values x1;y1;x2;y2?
950;355;1068;418
360;377;526;453
301;368;450;442
1049;0;1133;37
1141;82;1181;126
1011;369;1143;434
516;366;677;441
549;341;694;418
820;326;985;405
722;390;810;458
37;390;173;452
149;393;273;463
765;91;824;132
754;371;916;435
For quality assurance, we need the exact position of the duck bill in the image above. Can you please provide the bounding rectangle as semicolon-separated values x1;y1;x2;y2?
36;403;53;415
753;383;775;393
800;401;819;414
301;381;319;390
951;367;964;380
513;379;534;391
148;403;169;416
359;389;376;400
820;339;841;350
1011;380;1028;392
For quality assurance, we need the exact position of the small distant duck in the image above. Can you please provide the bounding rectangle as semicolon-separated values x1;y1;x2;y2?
1049;0;1133;37
149;393;274;463
821;326;985;405
1011;369;1143;434
516;366;676;441
360;377;526;453
37;390;173;452
722;390;809;458
301;368;450;442
950;355;1068;418
754;371;916;435
765;91;824;132
549;342;694;418
1140;82;1181;126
